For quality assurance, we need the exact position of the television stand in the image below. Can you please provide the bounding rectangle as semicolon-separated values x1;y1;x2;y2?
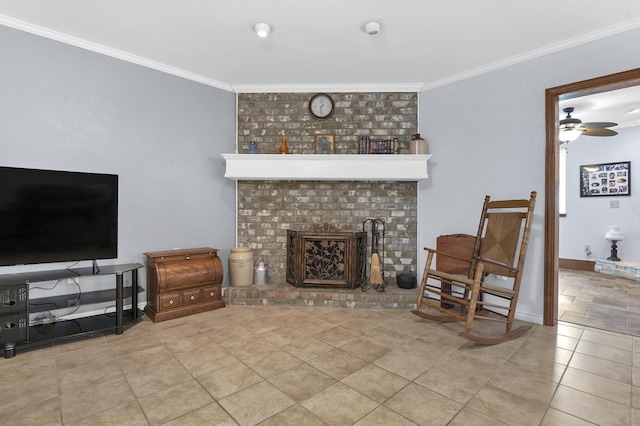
0;263;143;358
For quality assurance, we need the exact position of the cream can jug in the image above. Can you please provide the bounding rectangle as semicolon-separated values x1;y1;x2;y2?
254;259;268;285
409;133;428;155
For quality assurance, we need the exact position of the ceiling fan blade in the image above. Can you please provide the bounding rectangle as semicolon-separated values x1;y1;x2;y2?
582;128;618;137
582;121;617;129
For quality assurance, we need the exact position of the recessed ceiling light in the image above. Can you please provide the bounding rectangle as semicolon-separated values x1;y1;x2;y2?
253;22;273;38
361;19;383;35
625;107;640;114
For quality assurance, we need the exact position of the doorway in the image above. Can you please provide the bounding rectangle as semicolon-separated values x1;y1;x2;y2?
544;68;640;326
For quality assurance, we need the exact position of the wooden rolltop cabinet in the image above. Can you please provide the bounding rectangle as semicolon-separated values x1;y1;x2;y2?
144;247;224;322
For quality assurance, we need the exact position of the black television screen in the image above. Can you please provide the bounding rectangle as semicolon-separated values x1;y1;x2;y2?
0;166;118;266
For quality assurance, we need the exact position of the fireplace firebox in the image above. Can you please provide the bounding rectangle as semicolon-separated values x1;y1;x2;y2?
286;225;368;289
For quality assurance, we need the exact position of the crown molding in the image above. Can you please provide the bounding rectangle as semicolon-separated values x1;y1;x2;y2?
231;83;425;93
422;17;640;91
0;15;234;92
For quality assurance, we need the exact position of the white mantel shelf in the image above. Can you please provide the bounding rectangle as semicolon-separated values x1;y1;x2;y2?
221;154;431;181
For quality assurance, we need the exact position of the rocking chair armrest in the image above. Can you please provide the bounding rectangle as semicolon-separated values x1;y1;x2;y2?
423;247;473;265
426;269;475;286
475;256;518;272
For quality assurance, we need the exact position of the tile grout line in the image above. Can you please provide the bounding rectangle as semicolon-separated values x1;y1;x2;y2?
536;324;584;425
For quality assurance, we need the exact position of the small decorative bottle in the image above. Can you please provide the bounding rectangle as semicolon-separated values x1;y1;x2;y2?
278;136;289;154
248;142;258;154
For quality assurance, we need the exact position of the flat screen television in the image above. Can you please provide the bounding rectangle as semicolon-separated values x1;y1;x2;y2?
0;166;118;266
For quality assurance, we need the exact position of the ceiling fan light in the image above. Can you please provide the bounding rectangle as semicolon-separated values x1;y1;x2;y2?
559;127;582;142
254;22;272;38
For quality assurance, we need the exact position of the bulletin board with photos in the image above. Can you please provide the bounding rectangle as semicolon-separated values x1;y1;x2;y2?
580;161;631;197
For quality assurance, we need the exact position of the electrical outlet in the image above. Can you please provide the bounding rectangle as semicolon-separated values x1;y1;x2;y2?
584;245;592;257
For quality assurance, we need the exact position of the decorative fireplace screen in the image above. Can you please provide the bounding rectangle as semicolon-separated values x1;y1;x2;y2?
286;225;367;288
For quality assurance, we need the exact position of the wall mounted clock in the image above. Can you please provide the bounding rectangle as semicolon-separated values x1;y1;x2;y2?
309;93;335;120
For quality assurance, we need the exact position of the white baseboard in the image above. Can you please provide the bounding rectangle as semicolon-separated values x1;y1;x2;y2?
515;311;543;325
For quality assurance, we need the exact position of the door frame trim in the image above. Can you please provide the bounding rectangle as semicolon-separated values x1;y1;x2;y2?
544;68;640;325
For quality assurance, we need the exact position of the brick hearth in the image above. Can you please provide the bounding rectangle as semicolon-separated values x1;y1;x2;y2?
223;282;418;309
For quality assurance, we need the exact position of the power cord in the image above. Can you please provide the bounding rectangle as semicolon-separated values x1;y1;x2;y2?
103;305;117;317
30;279;63;291
30;279;82;326
56;279;82;321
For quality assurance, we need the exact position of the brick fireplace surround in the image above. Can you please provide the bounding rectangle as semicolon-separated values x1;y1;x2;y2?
228;92;421;307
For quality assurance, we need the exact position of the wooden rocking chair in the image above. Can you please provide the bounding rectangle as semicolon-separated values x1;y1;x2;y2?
411;191;537;344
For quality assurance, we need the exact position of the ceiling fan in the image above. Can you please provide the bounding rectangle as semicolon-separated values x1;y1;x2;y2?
559;107;618;143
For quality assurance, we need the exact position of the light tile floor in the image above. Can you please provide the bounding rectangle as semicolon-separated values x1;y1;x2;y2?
559;268;640;336
2;304;639;425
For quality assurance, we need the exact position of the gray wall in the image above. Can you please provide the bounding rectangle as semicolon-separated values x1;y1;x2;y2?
561;125;640;261
0;26;237;303
419;27;640;323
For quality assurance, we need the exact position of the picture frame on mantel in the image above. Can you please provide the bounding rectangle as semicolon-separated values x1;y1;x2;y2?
314;134;335;154
580;161;631;197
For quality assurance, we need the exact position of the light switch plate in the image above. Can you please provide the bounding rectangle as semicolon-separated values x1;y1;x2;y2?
610;200;620;208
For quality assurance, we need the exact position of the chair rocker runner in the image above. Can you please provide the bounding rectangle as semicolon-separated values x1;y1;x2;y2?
411;191;536;344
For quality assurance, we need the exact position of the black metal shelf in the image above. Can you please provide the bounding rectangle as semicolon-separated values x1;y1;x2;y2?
1;263;143;358
29;286;142;315
0;263;142;287
24;309;142;347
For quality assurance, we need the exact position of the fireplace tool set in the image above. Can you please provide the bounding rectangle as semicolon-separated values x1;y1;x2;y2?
362;218;385;292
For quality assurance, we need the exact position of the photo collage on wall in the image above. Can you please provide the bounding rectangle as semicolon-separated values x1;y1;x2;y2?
580;161;631;197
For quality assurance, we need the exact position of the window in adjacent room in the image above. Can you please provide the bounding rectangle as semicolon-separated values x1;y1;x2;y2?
559;146;567;216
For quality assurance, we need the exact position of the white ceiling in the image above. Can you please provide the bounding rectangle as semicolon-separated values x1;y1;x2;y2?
2;0;640;93
2;1;640;128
